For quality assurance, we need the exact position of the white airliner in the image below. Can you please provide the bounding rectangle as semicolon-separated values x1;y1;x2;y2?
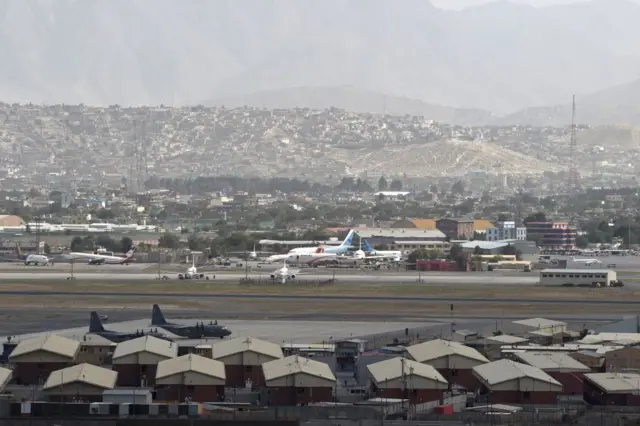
287;252;337;266
570;257;602;266
179;256;207;280
24;254;52;266
68;247;136;265
266;230;356;263
269;260;299;284
362;240;402;262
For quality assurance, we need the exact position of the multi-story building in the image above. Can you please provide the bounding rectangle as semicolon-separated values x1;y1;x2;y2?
486;221;527;241
525;221;576;249
436;218;475;239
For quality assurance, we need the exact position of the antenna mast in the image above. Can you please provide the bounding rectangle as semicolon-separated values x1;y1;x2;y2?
568;95;578;192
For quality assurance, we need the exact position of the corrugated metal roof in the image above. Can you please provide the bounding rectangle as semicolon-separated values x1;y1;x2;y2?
585;373;640;393
112;335;177;361
512;318;567;329
212;336;283;360
472;359;561;387
79;334;118;347
156;354;225;380
514;352;590;372
0;367;12;391
461;241;511;250
262;355;336;383
407;339;489;364
43;363;117;391
579;333;640;345
408;219;437;230
356;228;446;240
367;357;447;384
10;335;80;360
485;335;529;345
474;219;495;232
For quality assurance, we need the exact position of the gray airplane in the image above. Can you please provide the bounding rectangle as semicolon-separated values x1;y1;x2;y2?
151;304;232;339
89;311;173;343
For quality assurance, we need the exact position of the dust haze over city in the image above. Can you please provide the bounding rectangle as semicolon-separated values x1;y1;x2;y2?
3;0;640;422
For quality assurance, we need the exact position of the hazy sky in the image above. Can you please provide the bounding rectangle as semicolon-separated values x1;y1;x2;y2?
431;0;640;9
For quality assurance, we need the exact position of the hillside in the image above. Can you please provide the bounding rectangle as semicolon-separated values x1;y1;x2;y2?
497;79;640;126
1;0;640;113
213;86;495;126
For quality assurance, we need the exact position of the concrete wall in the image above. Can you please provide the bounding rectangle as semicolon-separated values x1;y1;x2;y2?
265;386;333;406
155;384;224;403
374;387;445;405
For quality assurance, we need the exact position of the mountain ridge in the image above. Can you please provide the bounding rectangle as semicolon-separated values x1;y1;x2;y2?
1;0;640;115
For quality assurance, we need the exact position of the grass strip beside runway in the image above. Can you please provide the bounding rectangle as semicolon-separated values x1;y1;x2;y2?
0;279;638;302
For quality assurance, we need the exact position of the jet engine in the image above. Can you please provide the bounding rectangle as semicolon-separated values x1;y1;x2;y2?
290;274;296;279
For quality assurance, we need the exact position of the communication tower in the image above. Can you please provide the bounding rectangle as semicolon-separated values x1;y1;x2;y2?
568;95;579;192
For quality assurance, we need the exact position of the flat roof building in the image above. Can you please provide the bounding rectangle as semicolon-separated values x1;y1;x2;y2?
472;359;563;404
262;355;336;406
42;363;117;402
155;354;226;403
367;357;448;404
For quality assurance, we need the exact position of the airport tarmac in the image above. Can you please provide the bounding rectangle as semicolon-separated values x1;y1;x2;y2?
0;307;612;349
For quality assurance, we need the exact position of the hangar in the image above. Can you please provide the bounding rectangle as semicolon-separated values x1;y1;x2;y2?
155;354;226;402
42;363;117;402
367;357;448;403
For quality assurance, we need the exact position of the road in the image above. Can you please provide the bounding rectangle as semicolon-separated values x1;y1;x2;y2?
0;270;540;285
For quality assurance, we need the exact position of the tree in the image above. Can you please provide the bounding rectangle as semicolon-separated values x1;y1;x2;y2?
70;236;84;251
448;244;462;260
96;209;115;220
473;245;483;255
378;176;388;191
120;237;133;252
575;235;589;248
390;179;403;191
158;233;180;249
524;212;546;224
43;243;51;254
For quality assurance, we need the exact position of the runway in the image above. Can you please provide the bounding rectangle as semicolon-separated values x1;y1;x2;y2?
0;270;541;285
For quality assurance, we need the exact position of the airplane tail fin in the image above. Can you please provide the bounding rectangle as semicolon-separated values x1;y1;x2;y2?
341;230;355;248
151;304;167;325
362;239;374;252
89;311;105;333
125;247;135;258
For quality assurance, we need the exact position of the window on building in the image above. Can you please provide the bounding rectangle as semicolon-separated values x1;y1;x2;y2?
523;391;531;399
298;387;305;394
